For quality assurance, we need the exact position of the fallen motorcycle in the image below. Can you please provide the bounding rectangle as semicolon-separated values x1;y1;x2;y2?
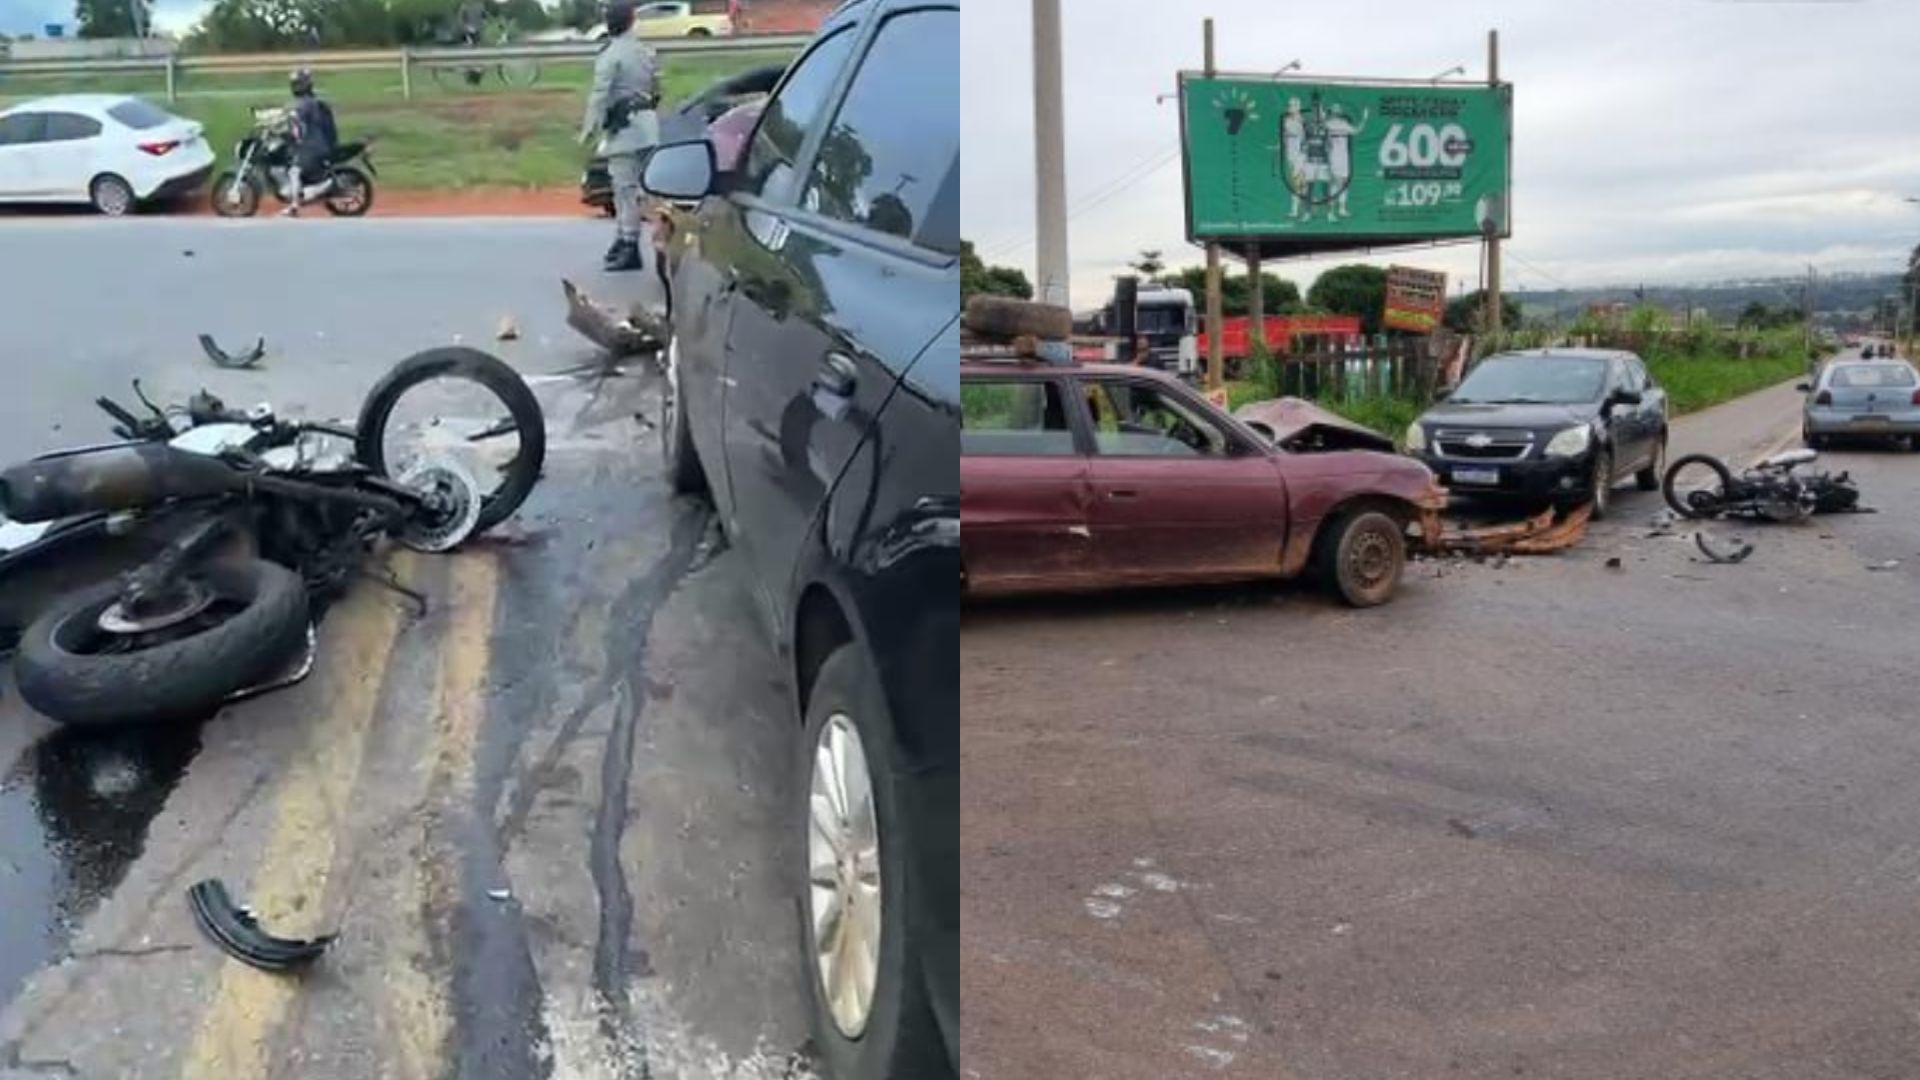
1662;447;1860;523
0;346;544;726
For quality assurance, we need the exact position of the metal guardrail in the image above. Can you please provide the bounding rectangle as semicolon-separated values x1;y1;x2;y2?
0;33;808;101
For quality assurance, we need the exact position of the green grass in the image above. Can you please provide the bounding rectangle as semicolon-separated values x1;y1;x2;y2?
1645;350;1807;416
0;51;791;189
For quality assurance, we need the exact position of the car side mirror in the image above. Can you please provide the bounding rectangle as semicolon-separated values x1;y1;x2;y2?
1432;388;1451;402
1610;388;1643;407
1795;382;1811;393
641;139;716;201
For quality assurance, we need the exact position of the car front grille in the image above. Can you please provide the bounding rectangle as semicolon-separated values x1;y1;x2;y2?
1434;429;1533;460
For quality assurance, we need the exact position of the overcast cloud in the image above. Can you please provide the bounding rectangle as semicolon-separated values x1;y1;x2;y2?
962;0;1920;309
2;0;213;37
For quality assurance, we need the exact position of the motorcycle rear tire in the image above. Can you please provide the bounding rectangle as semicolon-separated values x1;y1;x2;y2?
355;346;547;533
210;171;260;218
13;558;309;727
1662;453;1736;519
325;166;374;217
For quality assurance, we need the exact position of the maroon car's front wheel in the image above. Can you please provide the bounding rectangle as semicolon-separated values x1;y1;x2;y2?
1319;509;1406;608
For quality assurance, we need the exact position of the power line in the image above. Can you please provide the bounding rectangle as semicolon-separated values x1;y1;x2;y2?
977;143;1182;261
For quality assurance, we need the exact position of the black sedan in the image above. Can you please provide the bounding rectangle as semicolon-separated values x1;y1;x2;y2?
1408;348;1669;518
639;2;959;1077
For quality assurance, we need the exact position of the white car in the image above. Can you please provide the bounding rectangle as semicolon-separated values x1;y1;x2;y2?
0;94;216;215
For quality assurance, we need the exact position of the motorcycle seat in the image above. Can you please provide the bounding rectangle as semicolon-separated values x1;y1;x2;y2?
1758;448;1817;470
331;141;365;161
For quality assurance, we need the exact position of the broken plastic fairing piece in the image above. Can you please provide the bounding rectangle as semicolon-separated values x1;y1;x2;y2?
187;878;335;972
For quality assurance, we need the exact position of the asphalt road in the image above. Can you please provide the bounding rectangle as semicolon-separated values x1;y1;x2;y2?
961;354;1920;1080
0;219;818;1079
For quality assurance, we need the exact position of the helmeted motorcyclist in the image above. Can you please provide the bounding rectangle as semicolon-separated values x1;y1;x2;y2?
284;68;338;217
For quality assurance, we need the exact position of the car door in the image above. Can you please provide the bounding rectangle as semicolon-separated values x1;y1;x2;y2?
1625;356;1667;462
960;374;1094;590
719;4;957;618
0;112;50;198
38;112;105;200
1080;375;1290;582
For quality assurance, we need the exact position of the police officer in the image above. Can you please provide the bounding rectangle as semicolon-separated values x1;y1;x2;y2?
582;0;661;272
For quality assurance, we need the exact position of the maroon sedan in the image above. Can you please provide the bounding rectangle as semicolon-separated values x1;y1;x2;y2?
961;360;1447;606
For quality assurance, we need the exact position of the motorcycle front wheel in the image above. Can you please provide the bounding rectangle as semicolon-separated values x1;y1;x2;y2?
12;558;309;727
356;346;547;534
210;171;260;218
1663;453;1736;519
325;166;374;217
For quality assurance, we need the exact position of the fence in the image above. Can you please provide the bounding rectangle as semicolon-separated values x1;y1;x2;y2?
0;34;810;102
1253;337;1456;404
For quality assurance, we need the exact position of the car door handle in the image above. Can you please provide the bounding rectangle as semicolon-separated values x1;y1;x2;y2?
1107;489;1138;499
814;353;858;398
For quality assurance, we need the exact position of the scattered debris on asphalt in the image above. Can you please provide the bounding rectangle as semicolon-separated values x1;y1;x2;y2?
563;278;666;358
1867;559;1902;572
199;332;267;370
487;887;513;902
187;878;335;972
1694;532;1755;565
496;316;520;342
1605;556;1623;570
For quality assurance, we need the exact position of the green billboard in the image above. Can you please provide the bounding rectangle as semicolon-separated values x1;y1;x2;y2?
1180;76;1512;255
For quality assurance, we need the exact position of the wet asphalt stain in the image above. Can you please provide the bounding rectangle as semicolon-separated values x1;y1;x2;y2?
0;722;203;1013
588;504;707;1056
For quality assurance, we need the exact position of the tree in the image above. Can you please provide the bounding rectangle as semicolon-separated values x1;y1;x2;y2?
1443;289;1522;333
76;0;151;38
1160;266;1302;318
961;241;1033;303
1129;250;1165;279
1306;264;1389;335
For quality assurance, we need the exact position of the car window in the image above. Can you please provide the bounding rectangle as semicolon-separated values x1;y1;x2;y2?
44;113;103;142
1083;381;1230;458
962;380;1075;457
1452;356;1608;405
1627;358;1653;391
740;26;858;205
1831;364;1918;389
801;8;959;253
0;112;48;147
105;98;172;131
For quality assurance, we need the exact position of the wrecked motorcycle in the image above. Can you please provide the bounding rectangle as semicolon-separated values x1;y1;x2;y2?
1662;448;1860;523
0;346;544;726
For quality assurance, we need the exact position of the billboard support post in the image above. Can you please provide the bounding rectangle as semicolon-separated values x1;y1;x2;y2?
1203;18;1225;392
1483;29;1502;338
1248;247;1266;352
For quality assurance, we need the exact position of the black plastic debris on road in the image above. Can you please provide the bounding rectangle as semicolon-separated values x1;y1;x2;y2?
187;878;335;973
198;333;267;370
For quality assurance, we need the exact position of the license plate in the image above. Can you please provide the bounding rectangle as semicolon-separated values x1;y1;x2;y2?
1853;415;1889;426
1452;467;1500;486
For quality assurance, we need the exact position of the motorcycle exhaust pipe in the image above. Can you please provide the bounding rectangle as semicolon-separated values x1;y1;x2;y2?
0;445;249;524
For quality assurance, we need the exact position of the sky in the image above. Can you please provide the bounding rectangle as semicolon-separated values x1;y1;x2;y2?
1;0;213;37
961;0;1920;311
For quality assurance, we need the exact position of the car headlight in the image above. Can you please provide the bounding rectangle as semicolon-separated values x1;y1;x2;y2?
1404;423;1427;453
1543;424;1593;458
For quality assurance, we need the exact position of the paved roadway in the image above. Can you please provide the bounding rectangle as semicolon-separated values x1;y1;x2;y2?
0;218;817;1079
961;350;1920;1080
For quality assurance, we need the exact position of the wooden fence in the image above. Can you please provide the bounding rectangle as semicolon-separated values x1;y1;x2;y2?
1234;334;1464;404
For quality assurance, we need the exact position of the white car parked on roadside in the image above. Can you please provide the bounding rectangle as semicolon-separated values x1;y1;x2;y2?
0;94;216;215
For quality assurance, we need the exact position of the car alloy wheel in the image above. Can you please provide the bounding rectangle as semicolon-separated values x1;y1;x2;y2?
1590;449;1612;518
808;711;883;1039
91;175;134;217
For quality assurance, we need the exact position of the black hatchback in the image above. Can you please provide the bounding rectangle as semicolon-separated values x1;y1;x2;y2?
639;2;958;1077
1408;348;1670;519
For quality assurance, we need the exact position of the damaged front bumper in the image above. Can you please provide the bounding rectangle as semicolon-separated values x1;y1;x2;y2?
1415;496;1594;556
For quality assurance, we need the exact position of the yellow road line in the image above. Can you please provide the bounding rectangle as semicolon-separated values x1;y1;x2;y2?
382;552;500;1080
178;565;414;1080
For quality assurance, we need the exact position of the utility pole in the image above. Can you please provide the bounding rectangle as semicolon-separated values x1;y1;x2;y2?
1803;262;1814;362
1203;18;1225;391
1031;0;1070;310
1248;247;1265;354
1481;29;1502;338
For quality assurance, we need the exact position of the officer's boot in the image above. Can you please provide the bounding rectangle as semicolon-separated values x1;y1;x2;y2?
604;238;644;272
